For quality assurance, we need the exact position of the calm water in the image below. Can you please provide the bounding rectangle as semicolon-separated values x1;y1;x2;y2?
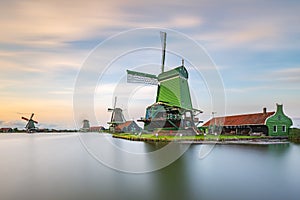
0;133;299;200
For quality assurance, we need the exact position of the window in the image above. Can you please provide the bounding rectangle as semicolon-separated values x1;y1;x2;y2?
282;125;286;132
278;115;282;120
273;125;277;133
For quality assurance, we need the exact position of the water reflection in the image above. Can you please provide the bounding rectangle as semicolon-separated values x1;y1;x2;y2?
267;143;290;155
0;134;299;200
79;133;191;173
144;141;169;152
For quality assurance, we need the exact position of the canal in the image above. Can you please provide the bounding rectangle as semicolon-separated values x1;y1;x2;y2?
0;133;299;200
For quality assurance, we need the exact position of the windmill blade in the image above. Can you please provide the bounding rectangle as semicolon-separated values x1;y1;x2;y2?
160;31;167;73
22;117;29;121
17;112;31;115
30;113;34;120
109;97;116;123
113;96;117;109
110;109;115;123
127;70;158;85
32;120;38;124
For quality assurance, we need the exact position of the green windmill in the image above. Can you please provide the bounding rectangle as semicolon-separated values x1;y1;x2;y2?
21;113;38;133
127;32;202;133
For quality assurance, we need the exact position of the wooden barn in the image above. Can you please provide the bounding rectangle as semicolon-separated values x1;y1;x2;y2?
115;121;141;133
0;128;13;133
201;104;293;136
89;126;105;132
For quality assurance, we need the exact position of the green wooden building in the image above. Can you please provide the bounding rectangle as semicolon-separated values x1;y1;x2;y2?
201;104;293;136
266;104;293;136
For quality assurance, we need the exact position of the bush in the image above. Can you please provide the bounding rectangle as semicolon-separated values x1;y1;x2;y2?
289;128;300;143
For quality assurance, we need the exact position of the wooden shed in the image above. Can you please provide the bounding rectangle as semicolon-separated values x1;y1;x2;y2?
115;121;142;133
201;104;293;136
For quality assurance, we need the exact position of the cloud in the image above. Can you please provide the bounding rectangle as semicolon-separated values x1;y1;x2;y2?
223;67;300;94
0;0;204;49
0;46;87;100
190;1;300;51
246;67;300;90
0;120;25;128
272;68;300;83
194;21;293;51
1;0;299;51
48;88;74;95
0;0;122;47
225;85;272;93
1;0;300;128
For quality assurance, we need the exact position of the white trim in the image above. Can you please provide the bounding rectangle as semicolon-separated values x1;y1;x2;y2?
273;125;277;133
282;125;286;132
159;75;181;82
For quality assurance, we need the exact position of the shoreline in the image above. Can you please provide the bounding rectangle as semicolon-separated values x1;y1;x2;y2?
181;140;289;145
112;134;289;145
0;132;291;145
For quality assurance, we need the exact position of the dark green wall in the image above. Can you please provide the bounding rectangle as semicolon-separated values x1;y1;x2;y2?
266;104;293;136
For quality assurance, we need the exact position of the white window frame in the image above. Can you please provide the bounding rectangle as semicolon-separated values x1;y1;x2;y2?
282;125;286;132
273;125;277;133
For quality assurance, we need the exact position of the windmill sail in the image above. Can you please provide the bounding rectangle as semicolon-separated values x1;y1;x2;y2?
160;31;167;73
108;96;126;124
110;108;126;124
107;96;127;133
110;96;117;122
21;113;38;132
127;70;158;85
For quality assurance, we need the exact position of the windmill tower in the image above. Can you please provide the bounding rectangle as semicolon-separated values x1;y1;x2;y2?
80;119;90;132
107;96;126;132
127;32;202;133
21;113;38;133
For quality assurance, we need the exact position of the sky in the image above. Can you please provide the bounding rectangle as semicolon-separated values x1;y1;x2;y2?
0;0;300;129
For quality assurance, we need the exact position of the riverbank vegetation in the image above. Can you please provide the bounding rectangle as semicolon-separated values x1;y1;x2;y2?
112;133;287;143
289;128;300;143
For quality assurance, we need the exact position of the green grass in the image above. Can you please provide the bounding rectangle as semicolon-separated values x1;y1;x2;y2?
113;133;270;142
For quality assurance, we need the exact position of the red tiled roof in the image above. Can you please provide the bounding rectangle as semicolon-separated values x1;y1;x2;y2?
202;111;275;127
115;121;134;130
89;126;104;131
0;128;12;132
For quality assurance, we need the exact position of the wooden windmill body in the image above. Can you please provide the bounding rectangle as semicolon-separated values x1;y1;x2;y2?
127;32;202;133
107;97;126;132
21;113;38;133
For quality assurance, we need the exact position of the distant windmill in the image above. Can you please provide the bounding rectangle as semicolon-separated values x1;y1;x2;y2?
80;119;90;132
107;96;126;132
21;113;38;133
126;32;202;133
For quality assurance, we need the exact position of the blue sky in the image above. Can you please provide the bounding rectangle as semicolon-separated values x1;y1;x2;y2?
0;0;299;129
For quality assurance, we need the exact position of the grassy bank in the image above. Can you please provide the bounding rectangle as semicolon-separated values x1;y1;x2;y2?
112;133;287;143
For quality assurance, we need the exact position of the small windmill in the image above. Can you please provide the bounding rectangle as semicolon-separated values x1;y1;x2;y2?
107;96;126;132
80;119;90;132
21;113;38;132
127;32;202;133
